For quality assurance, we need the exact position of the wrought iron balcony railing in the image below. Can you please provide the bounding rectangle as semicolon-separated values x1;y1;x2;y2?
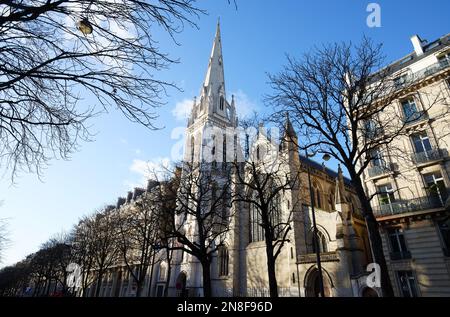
395;57;450;90
373;193;448;217
367;163;398;178
411;149;448;165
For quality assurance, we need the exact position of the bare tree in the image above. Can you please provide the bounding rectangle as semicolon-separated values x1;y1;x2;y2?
232;119;299;297
0;0;203;180
39;233;75;296
71;216;96;296
267;37;450;296
28;241;62;296
0;258;32;296
87;206;120;297
149;168;181;297
116;187;163;297
163;162;233;297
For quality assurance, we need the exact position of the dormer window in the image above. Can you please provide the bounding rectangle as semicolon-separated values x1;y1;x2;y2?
438;52;450;67
394;74;408;88
219;96;224;111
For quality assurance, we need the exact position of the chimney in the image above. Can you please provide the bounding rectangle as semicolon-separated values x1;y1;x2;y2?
116;197;126;209
147;179;158;192
126;191;133;203
133;187;145;200
410;35;425;56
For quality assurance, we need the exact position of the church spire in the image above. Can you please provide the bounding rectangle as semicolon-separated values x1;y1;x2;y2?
284;112;297;139
187;21;234;128
202;19;226;99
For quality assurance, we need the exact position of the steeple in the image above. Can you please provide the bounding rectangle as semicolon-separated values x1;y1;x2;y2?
202;19;226;99
284;112;297;139
187;20;235;127
281;112;298;152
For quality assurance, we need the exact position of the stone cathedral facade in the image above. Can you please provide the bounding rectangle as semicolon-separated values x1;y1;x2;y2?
161;23;378;298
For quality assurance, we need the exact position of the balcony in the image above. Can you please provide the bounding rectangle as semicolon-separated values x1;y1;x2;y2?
395;58;450;90
390;251;412;261
411;149;448;165
368;163;397;178
373;194;448;217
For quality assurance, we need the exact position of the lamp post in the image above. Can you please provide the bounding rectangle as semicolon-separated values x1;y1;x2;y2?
305;149;330;297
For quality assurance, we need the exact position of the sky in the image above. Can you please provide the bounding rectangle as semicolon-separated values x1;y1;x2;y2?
1;0;449;267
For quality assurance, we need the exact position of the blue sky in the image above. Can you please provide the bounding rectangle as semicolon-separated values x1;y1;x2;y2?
1;0;449;267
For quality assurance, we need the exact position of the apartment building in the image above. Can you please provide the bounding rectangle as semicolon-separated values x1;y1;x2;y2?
360;33;450;296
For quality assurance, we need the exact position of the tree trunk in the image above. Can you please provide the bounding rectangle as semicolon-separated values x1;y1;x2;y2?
136;281;143;298
95;271;103;297
264;240;279;297
351;171;394;297
201;260;212;297
45;277;51;296
147;250;156;297
164;247;172;297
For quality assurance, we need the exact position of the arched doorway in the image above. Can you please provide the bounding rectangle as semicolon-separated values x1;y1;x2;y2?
175;272;187;297
305;268;333;297
361;287;379;297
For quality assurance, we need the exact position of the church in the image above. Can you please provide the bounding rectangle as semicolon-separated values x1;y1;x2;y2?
161;23;380;297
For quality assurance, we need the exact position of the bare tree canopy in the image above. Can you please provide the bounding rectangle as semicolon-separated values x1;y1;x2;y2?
232;118;299;297
160;162;233;297
116;188;164;297
267;37;448;176
0;0;202;179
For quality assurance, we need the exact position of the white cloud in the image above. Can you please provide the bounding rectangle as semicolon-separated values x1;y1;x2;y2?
172;99;193;121
231;90;259;119
125;157;172;189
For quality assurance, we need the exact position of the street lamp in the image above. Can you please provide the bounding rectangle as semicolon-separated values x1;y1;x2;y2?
305;149;330;297
77;18;93;35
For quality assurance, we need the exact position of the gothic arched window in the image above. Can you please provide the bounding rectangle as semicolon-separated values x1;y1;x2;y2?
219;96;224;111
269;190;282;238
328;189;335;211
307;228;328;254
312;182;323;210
223;134;227;164
218;246;229;277
316;189;322;209
250;200;264;242
190;136;195;163
211;135;216;156
313;230;328;253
